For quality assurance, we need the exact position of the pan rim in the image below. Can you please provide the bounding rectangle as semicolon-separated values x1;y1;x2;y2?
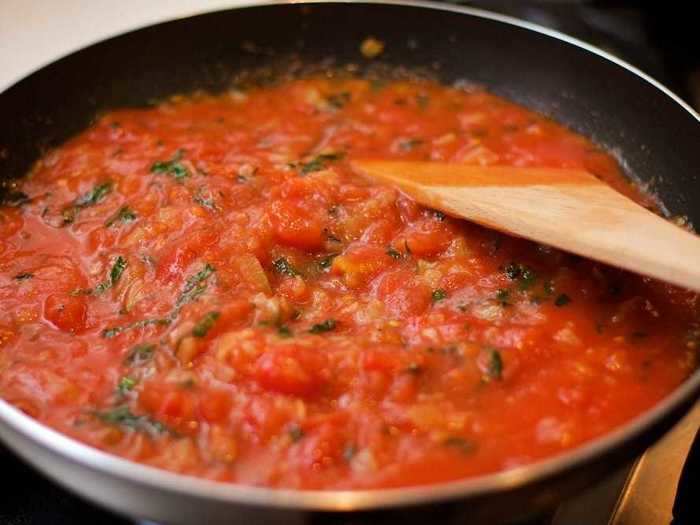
0;0;699;513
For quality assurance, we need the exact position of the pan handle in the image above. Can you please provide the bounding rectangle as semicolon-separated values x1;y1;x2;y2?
609;401;700;525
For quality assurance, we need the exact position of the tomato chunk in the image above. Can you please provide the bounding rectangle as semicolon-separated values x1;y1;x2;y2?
255;345;327;397
43;294;87;333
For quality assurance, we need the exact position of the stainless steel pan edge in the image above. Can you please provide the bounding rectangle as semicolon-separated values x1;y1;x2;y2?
1;1;699;523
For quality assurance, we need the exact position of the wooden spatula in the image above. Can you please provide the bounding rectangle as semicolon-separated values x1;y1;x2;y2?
351;159;700;292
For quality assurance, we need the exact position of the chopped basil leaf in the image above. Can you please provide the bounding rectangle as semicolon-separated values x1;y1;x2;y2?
504;262;521;280
386;247;402;260
151;150;190;182
288;424;304;442
117;376;136;395
443;437;476;454
102;318;171;339
554;293;571;307
398;138;423;151
309;319;337;334
272;257;298;277
318;253;338;270
505;262;537;290
175;263;215;309
193;189;218;211
125;343;156;365
102;327;123;339
62;181;113;224
370;79;386;91
519;267;537;290
326;91;351;109
432;209;446;221
416;94;430;109
432;289;448;302
105;205;137;227
543;280;555;296
299;152;344;175
192;311;220;338
93;406;166;435
95;256;127;295
277;325;293;338
495;289;510;306
110;256;127;284
76;182;113;207
485;348;503;381
14;272;33;281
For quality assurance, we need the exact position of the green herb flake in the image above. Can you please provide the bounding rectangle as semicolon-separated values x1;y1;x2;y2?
175;263;216;309
309;319;337;334
416;94;430;109
386;247;402;260
504;262;522;280
102;326;123;339
554;294;571;307
14;272;33;281
277;325;293;338
102;318;171;339
192;311;220;338
495;288;510;306
288;424;305;443
272;257;299;277
543;280;555;296
519;267;537;290
62;181;113;224
432;289;448;302
432;209;446;221
125;343;156;365
443;437;476;454
194;189;218;211
76;182;113;207
110;256;127;284
299;152;345;175
151;150;190;182
318;253;339;270
370;79;386;92
398;138;423;151
326;91;351;109
93;406;166;436
485;348;503;381
117;376;136;395
105;206;137;227
95;256;128;295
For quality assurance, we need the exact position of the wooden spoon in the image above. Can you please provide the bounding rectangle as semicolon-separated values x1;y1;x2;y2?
351;160;700;292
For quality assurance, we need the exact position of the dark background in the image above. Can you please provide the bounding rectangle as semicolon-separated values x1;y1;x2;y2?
1;2;698;524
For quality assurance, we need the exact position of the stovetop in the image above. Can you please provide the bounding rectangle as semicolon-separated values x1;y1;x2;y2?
1;2;699;524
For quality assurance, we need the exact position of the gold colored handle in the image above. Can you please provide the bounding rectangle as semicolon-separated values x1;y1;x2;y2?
610;402;700;525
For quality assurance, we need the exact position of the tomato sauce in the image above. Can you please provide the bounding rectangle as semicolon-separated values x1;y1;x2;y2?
0;77;697;489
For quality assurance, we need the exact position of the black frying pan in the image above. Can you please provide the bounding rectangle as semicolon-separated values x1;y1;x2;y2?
0;2;699;524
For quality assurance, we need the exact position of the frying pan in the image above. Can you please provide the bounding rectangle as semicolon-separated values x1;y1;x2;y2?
1;1;699;524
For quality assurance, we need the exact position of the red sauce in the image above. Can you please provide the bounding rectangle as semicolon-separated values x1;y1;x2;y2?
0;78;697;489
